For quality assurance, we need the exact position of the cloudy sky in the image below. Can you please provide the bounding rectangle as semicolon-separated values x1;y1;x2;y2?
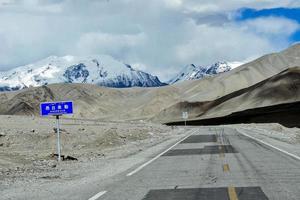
0;0;300;81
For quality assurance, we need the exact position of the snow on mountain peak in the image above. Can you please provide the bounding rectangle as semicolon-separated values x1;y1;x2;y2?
0;55;166;91
168;61;241;84
0;55;244;91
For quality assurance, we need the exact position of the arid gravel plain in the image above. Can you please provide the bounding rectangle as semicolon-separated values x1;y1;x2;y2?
0;115;184;188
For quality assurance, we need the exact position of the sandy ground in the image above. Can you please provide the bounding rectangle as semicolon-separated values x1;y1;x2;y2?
0;115;185;190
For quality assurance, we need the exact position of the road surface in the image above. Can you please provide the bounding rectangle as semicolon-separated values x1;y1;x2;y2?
88;127;300;200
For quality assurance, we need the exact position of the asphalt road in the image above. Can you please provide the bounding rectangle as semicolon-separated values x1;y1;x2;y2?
90;127;300;200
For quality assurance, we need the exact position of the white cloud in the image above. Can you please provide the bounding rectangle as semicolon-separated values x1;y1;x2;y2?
174;16;300;65
0;0;63;13
174;21;277;66
76;32;147;59
0;0;299;81
163;0;182;9
243;17;300;36
167;0;300;14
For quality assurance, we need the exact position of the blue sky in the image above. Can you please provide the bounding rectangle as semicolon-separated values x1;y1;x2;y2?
237;7;300;42
0;0;299;80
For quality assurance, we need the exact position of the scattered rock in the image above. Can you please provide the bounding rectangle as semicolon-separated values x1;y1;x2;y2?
64;156;78;161
0;143;4;147
78;128;85;131
40;175;60;180
53;127;68;134
148;132;154;136
50;153;59;160
51;154;78;161
119;135;126;139
0;133;6;137
30;129;35;133
47;160;57;168
50;163;57;168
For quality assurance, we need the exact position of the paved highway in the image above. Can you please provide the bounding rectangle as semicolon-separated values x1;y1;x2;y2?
89;127;300;200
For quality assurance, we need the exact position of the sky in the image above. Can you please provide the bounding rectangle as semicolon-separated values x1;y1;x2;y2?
0;0;300;81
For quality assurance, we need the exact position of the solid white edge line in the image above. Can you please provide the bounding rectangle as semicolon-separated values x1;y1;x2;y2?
88;191;107;200
238;129;300;161
126;129;196;176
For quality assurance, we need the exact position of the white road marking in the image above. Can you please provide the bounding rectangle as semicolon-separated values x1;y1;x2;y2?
88;191;107;200
239;131;300;161
126;129;197;176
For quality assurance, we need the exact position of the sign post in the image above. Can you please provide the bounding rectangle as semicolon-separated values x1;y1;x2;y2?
40;101;73;162
182;111;188;127
56;115;61;161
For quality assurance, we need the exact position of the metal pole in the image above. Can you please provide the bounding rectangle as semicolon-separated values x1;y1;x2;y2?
56;115;61;162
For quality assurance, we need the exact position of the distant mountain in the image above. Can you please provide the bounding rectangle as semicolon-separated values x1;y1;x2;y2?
168;61;242;84
0;55;166;91
164;66;300;127
154;44;300;123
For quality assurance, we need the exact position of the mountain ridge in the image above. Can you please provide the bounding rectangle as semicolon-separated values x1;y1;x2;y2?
0;55;166;91
0;55;242;91
168;61;238;84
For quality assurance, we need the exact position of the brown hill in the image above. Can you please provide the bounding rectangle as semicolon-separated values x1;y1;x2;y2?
157;67;300;123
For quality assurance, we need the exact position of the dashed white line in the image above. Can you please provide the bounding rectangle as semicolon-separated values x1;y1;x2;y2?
126;129;196;176
88;191;107;200
239;130;300;161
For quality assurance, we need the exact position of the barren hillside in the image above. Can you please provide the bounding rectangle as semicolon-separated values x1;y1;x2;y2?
158;67;300;123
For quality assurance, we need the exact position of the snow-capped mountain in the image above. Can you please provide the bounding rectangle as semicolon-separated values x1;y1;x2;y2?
168;61;241;84
0;55;166;91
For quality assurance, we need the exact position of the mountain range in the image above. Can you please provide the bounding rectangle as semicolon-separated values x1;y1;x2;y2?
0;55;240;91
0;55;166;91
0;43;299;127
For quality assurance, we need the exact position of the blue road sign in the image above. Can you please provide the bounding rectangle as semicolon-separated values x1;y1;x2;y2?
40;101;73;116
